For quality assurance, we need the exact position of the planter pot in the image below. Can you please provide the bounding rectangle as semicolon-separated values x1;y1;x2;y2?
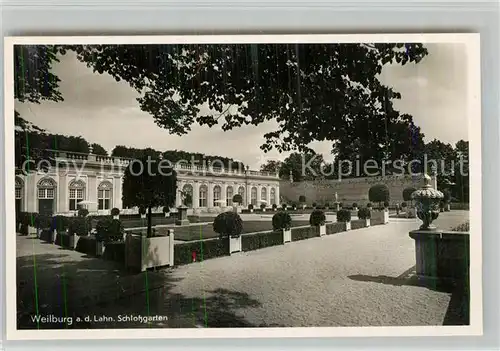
164;212;169;217
345;221;351;231
261;208;266;212
249;209;254;213
445;204;451;212
283;229;291;243
365;218;371;227
140;214;146;219
113;215;120;220
319;224;326;236
28;226;37;236
353;207;358;212
229;235;242;254
96;241;105;256
302;204;306;209
125;230;175;272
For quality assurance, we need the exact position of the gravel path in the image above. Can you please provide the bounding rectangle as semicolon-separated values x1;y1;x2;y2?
84;211;469;328
16;211;469;329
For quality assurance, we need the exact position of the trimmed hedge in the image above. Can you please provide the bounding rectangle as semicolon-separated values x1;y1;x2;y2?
242;231;283;252
350;219;366;230
291;226;318;241
326;222;345;235
174;238;229;265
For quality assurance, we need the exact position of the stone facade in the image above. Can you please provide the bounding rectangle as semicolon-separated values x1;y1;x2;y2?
15;150;280;216
279;174;436;207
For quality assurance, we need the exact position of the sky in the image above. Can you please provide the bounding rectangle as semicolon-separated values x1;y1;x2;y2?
15;43;469;170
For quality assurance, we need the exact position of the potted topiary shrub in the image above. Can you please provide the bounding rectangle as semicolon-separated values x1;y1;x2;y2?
282;203;287;210
260;203;267;212
312;202;317;209
51;215;69;243
367;202;373;210
34;215;52;239
139;205;147;219
272;203;277;211
213;211;243;254
369;184;390;224
162;206;170;217
95;217;114;256
309;209;327;236
357;207;371;227
299;195;306;209
292;203;297;211
336;209;352;231
232;194;243;213
352;203;358;211
248;203;254;213
111;207;120;220
66;216;91;249
383;201;390;211
369;184;390;210
272;211;292;243
325;202;330;210
78;208;89;218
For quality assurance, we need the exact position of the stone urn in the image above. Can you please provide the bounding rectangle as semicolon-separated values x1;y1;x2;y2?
411;174;444;231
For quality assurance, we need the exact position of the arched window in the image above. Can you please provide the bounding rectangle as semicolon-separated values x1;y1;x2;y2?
199;184;208;207
251;186;257;206
213;185;221;207
182;184;193;207
15;177;24;213
226;186;234;206
37;178;57;215
98;181;113;210
261;187;267;204
270;188;276;205
69;179;86;211
238;186;245;204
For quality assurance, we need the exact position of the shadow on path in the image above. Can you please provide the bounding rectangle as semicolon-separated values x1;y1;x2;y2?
348;266;469;325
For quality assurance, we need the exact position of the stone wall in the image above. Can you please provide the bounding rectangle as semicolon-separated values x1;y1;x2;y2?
279;174;433;207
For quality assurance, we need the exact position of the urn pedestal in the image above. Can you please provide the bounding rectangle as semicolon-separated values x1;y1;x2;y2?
175;206;190;226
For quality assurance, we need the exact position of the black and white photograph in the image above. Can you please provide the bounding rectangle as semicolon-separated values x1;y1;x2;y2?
4;34;481;339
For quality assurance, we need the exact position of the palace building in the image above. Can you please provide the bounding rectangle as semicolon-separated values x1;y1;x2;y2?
15;149;281;216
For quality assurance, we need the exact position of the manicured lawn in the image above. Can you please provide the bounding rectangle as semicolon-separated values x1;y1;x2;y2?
161;220;311;242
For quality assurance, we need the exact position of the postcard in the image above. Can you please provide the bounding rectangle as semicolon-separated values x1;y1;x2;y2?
4;33;481;340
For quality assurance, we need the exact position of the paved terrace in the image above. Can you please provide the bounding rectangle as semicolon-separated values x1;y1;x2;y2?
16;211;469;329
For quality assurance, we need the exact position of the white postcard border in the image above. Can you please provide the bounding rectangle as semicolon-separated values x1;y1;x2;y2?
3;33;482;340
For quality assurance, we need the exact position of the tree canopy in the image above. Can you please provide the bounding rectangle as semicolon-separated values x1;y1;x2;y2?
15;43;428;161
122;156;177;236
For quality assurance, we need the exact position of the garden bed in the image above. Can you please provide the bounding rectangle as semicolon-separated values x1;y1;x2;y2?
156;220;311;241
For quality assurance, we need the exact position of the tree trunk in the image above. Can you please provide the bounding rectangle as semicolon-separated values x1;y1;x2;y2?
147;206;153;237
